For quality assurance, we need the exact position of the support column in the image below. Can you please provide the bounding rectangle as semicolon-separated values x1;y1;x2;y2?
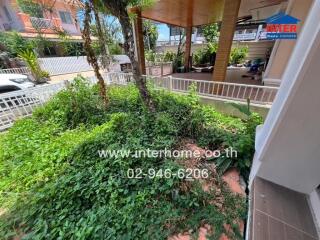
184;26;192;72
212;0;241;82
133;8;146;75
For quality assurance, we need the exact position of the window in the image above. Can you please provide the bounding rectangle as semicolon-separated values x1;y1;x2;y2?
3;6;12;21
59;11;73;24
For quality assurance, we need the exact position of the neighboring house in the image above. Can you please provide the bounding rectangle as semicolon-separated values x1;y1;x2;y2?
0;0;83;56
157;26;206;46
110;55;132;72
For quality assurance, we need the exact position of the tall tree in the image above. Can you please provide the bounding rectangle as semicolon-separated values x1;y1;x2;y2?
143;20;158;51
103;0;155;111
91;0;111;70
202;23;219;43
82;1;108;106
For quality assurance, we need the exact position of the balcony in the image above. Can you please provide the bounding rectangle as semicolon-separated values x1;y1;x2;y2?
17;12;63;34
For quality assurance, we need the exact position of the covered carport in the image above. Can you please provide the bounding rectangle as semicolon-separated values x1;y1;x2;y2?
130;0;286;83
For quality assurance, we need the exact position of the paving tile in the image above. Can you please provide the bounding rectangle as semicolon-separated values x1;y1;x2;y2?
254;177;319;238
269;217;286;240
253;211;268;240
302;233;319;240
253;178;269;213
285;225;303;240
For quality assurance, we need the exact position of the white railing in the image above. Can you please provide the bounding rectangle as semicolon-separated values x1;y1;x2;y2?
168;77;278;105
30;17;53;29
0;82;66;131
0;73;278;131
0;67;30;75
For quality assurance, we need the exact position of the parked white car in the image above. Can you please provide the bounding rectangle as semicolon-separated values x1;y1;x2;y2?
0;74;35;94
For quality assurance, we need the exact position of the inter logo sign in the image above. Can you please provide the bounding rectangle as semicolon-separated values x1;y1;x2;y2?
266;13;300;40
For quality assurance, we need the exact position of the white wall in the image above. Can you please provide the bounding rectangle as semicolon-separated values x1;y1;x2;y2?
263;0;313;86
250;0;320;194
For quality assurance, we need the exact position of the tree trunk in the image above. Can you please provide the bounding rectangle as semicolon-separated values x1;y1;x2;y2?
104;2;155;112
82;2;108;106
92;3;110;71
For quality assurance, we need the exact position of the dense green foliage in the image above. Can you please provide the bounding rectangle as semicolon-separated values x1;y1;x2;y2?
18;49;49;81
90;14;123;56
143;20;158;51
17;0;43;18
202;24;219;43
0;77;261;239
0;32;34;57
145;51;176;63
230;46;249;65
193;44;249;66
193;42;218;66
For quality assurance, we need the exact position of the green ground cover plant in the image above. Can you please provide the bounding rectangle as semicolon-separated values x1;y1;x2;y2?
0;77;261;239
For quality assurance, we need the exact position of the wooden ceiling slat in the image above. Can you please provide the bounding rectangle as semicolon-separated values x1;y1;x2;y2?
140;0;225;27
136;0;287;27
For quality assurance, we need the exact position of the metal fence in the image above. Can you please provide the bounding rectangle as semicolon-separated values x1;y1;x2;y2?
38;56;93;76
0;82;66;131
146;76;278;105
0;72;278;131
0;67;30;75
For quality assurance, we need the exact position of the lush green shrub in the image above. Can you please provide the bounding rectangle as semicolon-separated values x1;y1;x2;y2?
108;43;122;55
0;31;34;57
145;51;177;64
229;46;248;65
34;76;106;129
202;23;219;43
145;50;156;63
163;51;175;62
0;119;90;209
0;80;260;239
18;49;43;81
17;0;43;18
193;42;217;65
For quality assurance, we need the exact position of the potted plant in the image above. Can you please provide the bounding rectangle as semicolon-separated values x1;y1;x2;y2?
18;49;50;84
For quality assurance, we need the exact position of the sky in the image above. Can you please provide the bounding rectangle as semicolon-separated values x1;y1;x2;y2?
157;24;170;41
104;16;170;42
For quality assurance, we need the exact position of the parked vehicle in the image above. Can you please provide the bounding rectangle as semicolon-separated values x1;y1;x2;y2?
0;74;35;94
0;74;38;111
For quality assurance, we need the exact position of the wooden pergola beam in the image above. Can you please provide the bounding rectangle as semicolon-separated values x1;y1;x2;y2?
132;8;146;75
212;0;241;82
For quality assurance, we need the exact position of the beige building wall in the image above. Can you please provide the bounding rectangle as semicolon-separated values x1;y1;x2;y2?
263;0;314;86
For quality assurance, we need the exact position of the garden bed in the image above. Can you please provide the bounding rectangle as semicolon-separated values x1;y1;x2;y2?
0;77;261;239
